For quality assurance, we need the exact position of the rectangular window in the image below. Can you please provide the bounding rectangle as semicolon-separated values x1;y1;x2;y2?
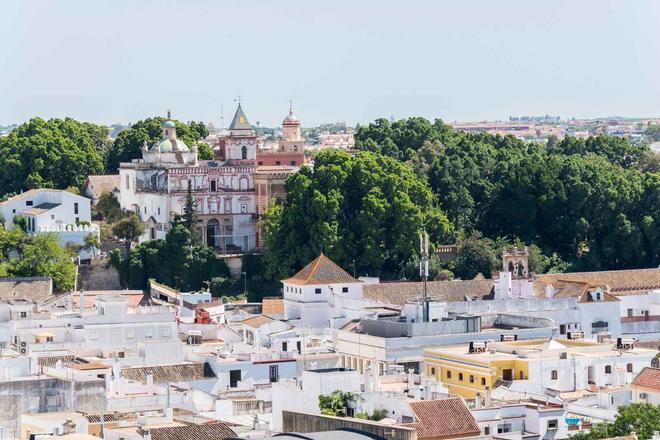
342;287;349;293
157;207;161;215
484;427;490;435
26;200;33;206
74;202;79;214
126;175;130;189
75;217;79;225
282;342;288;352
548;420;558;430
497;424;511;434
20;311;27;318
291;161;296;166
211;180;217;192
315;288;322;294
269;365;279;383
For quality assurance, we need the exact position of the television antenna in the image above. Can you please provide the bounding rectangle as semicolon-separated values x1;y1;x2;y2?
420;230;430;322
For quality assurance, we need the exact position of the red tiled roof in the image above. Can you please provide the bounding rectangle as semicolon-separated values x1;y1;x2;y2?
536;268;660;297
242;314;275;328
283;254;358;285
632;367;660;391
402;398;480;439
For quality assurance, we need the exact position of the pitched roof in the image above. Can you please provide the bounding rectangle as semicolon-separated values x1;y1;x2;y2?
37;354;75;367
121;362;216;384
283;254;358;285
632;367;660;391
262;297;284;315
536;268;660;297
402;398;481;439
363;279;492;305
242;314;275;328
549;281;619;303
22;202;61;215
229;104;252;130
0;276;53;302
0;189;63;206
85;174;120;196
138;423;236;440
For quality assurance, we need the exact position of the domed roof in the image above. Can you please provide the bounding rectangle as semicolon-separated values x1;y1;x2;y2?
151;138;189;153
283;113;300;125
163;120;176;128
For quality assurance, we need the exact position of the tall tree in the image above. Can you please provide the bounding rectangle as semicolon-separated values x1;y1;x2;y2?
112;213;145;254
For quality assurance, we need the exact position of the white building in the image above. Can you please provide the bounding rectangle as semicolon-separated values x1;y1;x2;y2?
271;368;361;431
0;296;177;354
0;189;99;259
282;254;363;328
118;107;257;254
631;367;660;404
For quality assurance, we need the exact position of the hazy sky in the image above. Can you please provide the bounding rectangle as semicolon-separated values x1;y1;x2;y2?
2;0;660;127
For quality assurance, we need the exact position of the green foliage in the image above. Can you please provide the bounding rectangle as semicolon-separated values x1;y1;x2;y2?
111;213;145;253
13;215;28;232
105;118;210;172
355;117;660;272
0;229;75;292
569;404;660;440
318;390;362;417
197;142;214;160
263;149;451;280
95;192;123;222
453;234;500;279
645;124;660;142
181;179;201;245
112;222;230;291
0;117;106;196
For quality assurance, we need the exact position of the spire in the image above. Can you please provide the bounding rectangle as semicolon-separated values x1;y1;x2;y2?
289;99;293;116
229;103;251;130
167;109;171;119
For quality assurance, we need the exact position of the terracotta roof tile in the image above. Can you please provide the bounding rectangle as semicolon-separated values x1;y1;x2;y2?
121;362;215;383
85;174;120;196
138;423;236;440
536;268;660;297
632;367;660;391
283;254;358;285
363;279;492;305
0;277;53;302
242;314;275;328
401;398;480;439
262;297;284;315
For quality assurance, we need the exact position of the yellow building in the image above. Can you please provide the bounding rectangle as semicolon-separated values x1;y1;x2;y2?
424;338;654;400
425;342;530;399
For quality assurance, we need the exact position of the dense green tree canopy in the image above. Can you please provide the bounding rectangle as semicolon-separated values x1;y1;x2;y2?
0;226;76;291
354;117;660;273
105;117;210;172
262;149;452;280
0;117;106;196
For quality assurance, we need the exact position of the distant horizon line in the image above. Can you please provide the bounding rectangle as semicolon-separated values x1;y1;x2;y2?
2;113;660;129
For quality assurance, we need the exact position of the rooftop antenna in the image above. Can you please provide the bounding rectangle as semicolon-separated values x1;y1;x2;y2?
419;230;430;322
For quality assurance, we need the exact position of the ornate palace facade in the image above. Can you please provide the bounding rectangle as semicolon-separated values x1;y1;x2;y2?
118;105;258;255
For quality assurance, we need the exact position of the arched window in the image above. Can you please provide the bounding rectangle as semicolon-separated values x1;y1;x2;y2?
508;261;515;272
458;372;464;381
605;365;612;374
241;145;247;159
446;370;452;379
469;375;474;383
627;363;633;373
551;370;558;380
430;367;436;376
481;377;486;386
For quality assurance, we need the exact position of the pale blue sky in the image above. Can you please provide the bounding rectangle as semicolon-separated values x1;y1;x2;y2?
1;0;660;127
